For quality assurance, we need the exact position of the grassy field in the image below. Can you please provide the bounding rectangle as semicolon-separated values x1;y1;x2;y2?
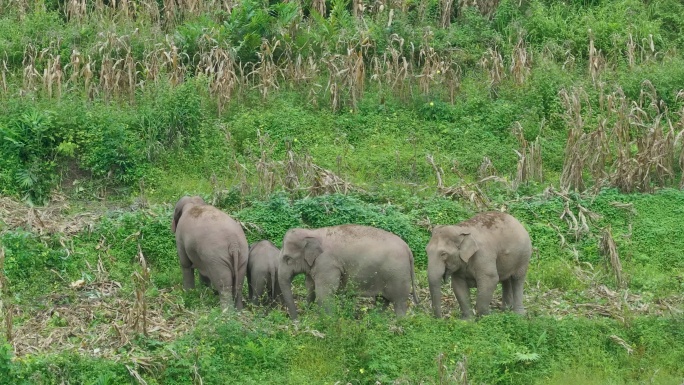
1;0;684;384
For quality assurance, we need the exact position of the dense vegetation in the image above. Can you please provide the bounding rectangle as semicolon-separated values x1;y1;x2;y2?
0;0;683;383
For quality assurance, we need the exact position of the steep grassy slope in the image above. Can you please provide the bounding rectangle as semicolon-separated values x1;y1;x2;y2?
1;0;684;384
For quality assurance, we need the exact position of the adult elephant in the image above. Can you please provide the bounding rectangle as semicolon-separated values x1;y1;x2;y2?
426;211;532;319
247;240;281;306
278;225;419;320
171;195;248;311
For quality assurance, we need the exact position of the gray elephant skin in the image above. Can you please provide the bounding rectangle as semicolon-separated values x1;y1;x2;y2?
171;196;248;310
426;211;532;319
247;240;281;306
278;224;419;320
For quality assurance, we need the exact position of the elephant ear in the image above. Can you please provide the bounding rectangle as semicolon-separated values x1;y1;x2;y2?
458;233;479;263
172;196;192;233
172;206;184;233
303;237;323;267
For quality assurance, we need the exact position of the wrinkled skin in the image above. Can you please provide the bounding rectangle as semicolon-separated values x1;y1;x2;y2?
278;225;419;320
171;196;248;311
426;212;532;319
247;240;281;306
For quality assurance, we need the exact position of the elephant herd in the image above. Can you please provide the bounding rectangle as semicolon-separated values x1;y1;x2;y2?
171;195;533;320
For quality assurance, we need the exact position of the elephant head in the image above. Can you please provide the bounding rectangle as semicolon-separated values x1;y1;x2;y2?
171;195;206;233
426;225;479;317
278;228;323;319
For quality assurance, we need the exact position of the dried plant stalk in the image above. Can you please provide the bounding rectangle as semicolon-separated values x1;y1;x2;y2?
1;57;8;96
599;226;625;288
458;0;500;19
559;87;589;192
131;245;150;336
479;47;504;89
512;121;542;187
252;39;282;101
65;0;87;22
43;53;63;99
440;0;455;28
22;44;40;95
510;36;531;85
0;247;13;342
197;45;239;115
588;29;605;85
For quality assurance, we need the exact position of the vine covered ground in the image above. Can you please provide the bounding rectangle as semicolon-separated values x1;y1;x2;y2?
1;0;683;384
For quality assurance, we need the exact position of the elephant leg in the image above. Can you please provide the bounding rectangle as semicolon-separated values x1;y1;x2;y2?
510;275;526;315
177;246;195;290
314;270;342;315
247;272;254;304
474;273;499;317
375;296;391;312
234;258;247;311
253;277;267;306
199;273;212;288
305;274;316;305
210;269;235;311
451;277;472;319
392;298;408;317
501;278;514;311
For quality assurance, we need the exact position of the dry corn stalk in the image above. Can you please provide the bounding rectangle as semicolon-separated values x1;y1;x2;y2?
252;39;282;101
588;29;606;85
599;226;625;288
0;57;7;95
197;45;239;115
65;0;87;22
546;187;600;241
510;36;531;85
0;247;13;342
479;47;504;89
139;0;161;23
323;46;366;112
511;121;542;187
458;0;500;19
440;0;455;28
417;31;444;96
254;131;280;197
43;53;63;99
626;33;636;68
380;35;411;101
22;44;40;95
163;0;179;29
427;155;495;209
162;36;186;86
131;245;150;336
477;156;497;179
559;87;590;192
312;0;326;16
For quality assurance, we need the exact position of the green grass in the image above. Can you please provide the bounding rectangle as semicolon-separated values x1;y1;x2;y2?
2;189;684;384
1;0;684;383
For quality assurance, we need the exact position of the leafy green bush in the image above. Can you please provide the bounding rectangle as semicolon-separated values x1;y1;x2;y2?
5;353;128;385
236;193;302;246
92;207;178;273
0;231;69;284
0;111;60;203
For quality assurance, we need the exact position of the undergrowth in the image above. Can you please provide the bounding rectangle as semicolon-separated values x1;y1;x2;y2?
1;0;684;384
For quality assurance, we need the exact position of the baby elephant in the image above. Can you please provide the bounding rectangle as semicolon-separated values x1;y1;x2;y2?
426;211;532;319
247;240;281;306
172;196;249;311
278;224;419;320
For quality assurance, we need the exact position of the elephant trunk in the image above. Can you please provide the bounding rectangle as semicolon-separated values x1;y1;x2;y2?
278;267;298;320
428;261;445;318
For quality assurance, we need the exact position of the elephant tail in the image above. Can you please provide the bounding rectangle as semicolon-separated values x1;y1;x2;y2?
409;250;420;305
270;268;277;299
229;244;242;297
